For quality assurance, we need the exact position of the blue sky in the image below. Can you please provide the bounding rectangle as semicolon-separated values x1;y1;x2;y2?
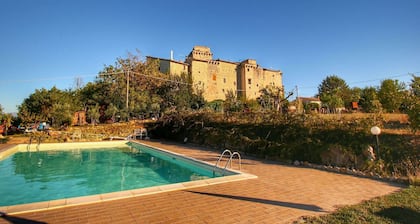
1;0;419;113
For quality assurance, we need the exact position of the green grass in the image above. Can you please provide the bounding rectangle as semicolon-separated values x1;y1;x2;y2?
299;186;420;224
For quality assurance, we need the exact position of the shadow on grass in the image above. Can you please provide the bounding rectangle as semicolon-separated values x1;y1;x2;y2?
186;190;324;212
0;212;46;224
375;206;420;224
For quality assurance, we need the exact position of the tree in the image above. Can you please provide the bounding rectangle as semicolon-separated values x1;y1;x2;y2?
378;79;405;113
157;72;200;112
2;113;12;136
18;87;81;127
359;87;382;113
406;75;420;133
105;103;119;122
50;103;73;126
224;90;242;113
318;75;350;112
88;104;100;125
258;86;291;112
410;74;420;97
87;51;205;122
90;52;168;120
349;87;362;103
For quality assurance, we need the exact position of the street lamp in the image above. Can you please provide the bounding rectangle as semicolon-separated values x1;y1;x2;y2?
370;126;381;160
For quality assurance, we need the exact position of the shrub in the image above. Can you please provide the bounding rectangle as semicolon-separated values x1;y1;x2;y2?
151;111;419;180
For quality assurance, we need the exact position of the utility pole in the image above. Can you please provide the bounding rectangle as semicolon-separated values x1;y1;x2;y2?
126;69;130;120
295;85;301;113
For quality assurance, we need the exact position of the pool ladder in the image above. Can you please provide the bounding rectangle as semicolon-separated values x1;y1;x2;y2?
27;135;42;151
213;149;241;176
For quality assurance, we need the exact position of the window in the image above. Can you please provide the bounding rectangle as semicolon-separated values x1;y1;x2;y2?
223;78;226;83
248;79;252;85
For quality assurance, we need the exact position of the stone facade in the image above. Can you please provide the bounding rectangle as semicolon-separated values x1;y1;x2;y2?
147;46;283;101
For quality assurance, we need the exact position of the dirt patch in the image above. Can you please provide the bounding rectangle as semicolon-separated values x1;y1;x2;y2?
3;136;29;144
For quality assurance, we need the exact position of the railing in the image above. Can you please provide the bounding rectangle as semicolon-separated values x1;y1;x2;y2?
214;149;241;176
27;135;42;151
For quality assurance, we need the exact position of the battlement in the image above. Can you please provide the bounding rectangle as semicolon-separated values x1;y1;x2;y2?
188;46;213;61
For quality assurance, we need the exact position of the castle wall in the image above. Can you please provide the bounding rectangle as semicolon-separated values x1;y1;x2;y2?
169;61;188;75
158;59;170;74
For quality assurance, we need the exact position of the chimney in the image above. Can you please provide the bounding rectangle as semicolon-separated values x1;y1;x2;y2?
170;50;174;60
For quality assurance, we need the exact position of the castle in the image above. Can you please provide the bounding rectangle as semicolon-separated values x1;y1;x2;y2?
147;46;283;101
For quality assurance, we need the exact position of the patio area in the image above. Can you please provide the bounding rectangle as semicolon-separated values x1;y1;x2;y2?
0;140;405;223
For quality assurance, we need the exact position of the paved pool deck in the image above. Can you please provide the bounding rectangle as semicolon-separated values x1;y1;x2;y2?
0;140;405;223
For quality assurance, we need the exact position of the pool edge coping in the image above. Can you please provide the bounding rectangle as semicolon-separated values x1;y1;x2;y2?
0;141;257;215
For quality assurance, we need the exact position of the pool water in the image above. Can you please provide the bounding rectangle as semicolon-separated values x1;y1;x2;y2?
0;144;225;206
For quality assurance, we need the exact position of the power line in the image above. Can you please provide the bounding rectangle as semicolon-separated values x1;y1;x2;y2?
129;71;192;85
298;72;419;90
2;74;97;84
347;72;417;85
0;69;190;85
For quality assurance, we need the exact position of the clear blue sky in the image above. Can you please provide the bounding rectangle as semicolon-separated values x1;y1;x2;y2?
1;0;419;113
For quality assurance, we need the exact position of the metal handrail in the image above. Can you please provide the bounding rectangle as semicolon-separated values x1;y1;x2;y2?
214;149;242;176
214;149;232;169
230;152;242;170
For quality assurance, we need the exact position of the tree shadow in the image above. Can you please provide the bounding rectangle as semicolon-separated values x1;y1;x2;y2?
375;206;420;224
0;212;46;224
185;190;324;212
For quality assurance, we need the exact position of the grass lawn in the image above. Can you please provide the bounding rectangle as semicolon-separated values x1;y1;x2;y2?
299;186;419;224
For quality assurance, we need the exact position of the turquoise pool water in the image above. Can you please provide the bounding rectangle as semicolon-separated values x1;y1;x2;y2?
0;143;227;206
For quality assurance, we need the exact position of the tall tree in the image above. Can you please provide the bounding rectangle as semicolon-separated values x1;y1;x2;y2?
406;75;420;133
359;86;382;113
318;75;350;112
378;79;405;112
89;51;204;121
18;87;81;127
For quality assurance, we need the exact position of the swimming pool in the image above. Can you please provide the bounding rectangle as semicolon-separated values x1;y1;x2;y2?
0;141;237;207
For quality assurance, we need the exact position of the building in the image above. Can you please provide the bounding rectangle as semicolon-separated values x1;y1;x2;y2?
297;97;322;113
72;111;87;126
147;46;283;102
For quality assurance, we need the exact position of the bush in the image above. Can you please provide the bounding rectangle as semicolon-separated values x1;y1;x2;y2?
151;111;419;180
